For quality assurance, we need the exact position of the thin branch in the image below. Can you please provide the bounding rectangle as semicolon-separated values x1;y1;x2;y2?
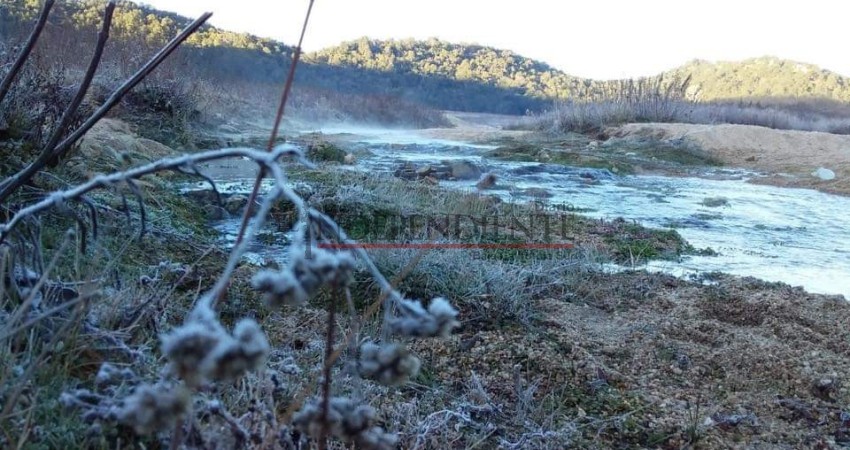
318;288;337;450
45;1;115;165
78;196;98;243
47;12;213;162
0;146;303;244
0;0;55;104
224;0;316;307
175;164;222;206
0;8;210;203
125;179;147;239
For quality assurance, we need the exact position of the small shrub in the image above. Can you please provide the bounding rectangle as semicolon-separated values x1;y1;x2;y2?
116;77;201;146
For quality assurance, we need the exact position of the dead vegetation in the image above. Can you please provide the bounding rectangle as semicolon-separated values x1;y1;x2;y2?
536;74;850;136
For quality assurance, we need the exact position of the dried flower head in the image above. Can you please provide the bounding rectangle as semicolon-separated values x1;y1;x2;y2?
201;319;270;382
295;246;355;288
162;306;268;384
389;297;460;338
113;384;191;435
293;397;396;450
358;342;421;385
95;363;137;388
161;321;225;386
252;244;354;309
251;269;309;308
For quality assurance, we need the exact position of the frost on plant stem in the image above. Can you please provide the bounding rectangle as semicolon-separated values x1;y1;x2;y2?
389;297;460;338
293;397;397;450
357;342;421;386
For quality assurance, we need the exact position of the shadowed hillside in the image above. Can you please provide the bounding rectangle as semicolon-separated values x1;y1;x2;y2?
6;1;850;119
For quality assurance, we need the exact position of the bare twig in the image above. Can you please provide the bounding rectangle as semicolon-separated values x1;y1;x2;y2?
47;12;213;162
0;0;55;105
45;2;116;165
318;287;337;450
225;0;316;307
0;146;304;244
124;179;147;239
0;8;211;204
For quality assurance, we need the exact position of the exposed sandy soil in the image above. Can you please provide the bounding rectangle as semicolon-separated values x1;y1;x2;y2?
610;123;850;195
413;111;532;143
68;118;176;180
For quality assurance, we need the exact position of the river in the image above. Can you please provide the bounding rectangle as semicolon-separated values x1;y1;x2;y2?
202;126;850;299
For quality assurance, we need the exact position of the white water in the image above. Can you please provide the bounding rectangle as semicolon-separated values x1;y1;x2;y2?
196;127;850;299
338;128;850;299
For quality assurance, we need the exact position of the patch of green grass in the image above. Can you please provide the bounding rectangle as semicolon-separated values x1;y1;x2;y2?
487;140;635;174
605;137;723;167
544;381;663;447
603;223;688;263
306;140;347;163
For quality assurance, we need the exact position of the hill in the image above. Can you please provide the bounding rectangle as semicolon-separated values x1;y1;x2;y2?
0;0;551;115
311;39;850;105
306;37;587;99
668;56;850;102
4;1;850;117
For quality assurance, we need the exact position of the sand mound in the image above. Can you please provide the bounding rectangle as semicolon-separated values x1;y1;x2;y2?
67;119;175;178
610;123;850;194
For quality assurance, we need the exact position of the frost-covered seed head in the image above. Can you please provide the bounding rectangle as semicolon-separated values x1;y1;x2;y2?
251;269;309;308
202;319;270;382
253;246;354;309
358;342;421;385
114;384;190;435
427;297;461;337
292;246;354;290
293;396;394;448
389;297;460;338
358;426;399;450
95;363;137;388
161;322;224;385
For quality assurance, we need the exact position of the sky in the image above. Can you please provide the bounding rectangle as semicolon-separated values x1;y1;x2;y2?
139;0;850;80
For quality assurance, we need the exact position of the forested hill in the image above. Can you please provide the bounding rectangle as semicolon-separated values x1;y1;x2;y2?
311;38;850;103
306;37;587;99
0;0;550;114
309;38;850;101
4;1;850;115
667;57;850;101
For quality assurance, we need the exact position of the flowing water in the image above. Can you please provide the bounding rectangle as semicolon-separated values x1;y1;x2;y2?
201;127;850;299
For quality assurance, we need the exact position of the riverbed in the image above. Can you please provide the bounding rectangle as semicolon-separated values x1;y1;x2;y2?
200;126;850;299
